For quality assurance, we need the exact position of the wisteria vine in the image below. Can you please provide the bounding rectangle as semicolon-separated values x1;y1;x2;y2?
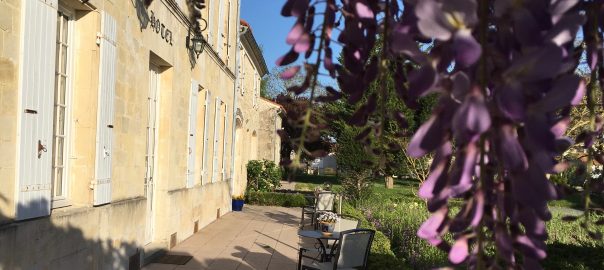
278;0;604;268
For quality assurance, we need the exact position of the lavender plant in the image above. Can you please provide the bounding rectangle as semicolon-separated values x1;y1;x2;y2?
277;0;604;268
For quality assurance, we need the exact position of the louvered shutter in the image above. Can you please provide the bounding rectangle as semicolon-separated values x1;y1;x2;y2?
221;104;228;180
16;0;58;220
186;81;199;188
212;98;221;182
201;91;210;184
207;0;214;47
217;0;225;53
93;12;117;206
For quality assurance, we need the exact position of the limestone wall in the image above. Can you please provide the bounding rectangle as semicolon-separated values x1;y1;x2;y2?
257;99;282;163
0;0;246;268
0;0;21;223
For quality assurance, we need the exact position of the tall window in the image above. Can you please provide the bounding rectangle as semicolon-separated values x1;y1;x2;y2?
221;103;228;180
52;9;73;204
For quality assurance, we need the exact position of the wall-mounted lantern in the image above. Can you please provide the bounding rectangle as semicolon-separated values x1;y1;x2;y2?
186;27;205;59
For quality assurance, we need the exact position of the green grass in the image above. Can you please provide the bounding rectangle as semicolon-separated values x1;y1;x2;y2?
289;174;604;269
549;192;604;210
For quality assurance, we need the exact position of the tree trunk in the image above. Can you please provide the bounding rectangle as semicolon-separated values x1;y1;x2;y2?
385;176;394;189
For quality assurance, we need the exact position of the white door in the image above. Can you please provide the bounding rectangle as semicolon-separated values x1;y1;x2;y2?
145;64;160;244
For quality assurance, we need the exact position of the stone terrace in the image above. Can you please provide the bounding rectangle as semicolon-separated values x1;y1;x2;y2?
143;205;304;270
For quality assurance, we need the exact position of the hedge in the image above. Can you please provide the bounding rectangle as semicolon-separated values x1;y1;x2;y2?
245;191;308;207
341;203;407;269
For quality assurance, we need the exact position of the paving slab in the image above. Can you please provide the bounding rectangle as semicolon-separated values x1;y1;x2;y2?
143;205;302;270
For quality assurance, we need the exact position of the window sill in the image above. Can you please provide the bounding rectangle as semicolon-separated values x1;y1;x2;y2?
51;199;72;209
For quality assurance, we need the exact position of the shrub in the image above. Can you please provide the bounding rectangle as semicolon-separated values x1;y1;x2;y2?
341;203;406;269
245;191;307;207
341;171;373;204
246;159;282;192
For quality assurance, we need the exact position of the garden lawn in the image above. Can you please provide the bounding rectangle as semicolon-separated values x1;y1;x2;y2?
290;174;604;269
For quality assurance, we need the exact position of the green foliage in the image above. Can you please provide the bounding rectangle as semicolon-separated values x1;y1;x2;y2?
341;179;604;269
292;173;339;185
275;94;333;165
341;171;374;204
246;160;282;192
341;203;407;269
245;191;307;207
334;124;376;173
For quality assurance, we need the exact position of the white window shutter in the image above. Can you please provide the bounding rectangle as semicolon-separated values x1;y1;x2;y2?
212;98;221;182
217;0;225;53
221;104;228;180
253;75;258;107
241;70;245;95
207;0;214;47
201;91;210;184
186;81;199;188
16;0;58;220
94;11;117;206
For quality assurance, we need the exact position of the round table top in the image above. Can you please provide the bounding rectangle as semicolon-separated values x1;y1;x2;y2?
298;230;340;240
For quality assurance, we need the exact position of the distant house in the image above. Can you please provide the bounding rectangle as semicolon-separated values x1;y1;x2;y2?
310;153;338;175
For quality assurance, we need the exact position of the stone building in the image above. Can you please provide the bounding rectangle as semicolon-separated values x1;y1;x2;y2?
232;22;282;196
0;0;280;268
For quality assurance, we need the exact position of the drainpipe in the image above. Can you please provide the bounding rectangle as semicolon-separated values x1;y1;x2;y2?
230;11;249;197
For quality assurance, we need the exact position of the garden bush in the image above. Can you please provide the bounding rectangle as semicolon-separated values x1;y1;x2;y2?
245;191;307;207
246;159;282;192
347;181;604;269
341;203;406;269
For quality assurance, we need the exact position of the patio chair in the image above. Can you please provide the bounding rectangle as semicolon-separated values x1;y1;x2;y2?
298;229;375;270
301;191;335;228
326;215;361;247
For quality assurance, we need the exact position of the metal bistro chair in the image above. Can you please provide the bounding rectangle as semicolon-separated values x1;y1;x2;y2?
298;229;376;270
299;215;362;263
301;191;335;228
327;215;361;247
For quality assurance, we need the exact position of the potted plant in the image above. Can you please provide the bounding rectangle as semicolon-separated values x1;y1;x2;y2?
317;211;339;235
232;194;245;211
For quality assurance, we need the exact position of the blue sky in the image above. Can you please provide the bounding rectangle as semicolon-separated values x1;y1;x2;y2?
241;0;293;71
241;0;339;88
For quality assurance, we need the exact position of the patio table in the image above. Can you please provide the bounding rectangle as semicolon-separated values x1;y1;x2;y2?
298;230;340;262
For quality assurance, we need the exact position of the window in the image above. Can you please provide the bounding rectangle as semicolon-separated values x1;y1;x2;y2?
221;102;228;180
52;8;74;206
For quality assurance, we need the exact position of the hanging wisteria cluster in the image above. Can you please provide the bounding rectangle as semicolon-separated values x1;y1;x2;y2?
278;0;603;268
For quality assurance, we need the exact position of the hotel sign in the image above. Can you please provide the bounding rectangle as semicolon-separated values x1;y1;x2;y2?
149;11;173;46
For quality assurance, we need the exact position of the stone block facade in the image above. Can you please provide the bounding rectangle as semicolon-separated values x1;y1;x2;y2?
0;0;280;268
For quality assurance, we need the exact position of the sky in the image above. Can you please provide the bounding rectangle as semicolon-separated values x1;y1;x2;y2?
240;0;294;72
240;0;339;88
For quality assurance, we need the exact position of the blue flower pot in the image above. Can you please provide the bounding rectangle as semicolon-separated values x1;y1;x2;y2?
232;199;244;211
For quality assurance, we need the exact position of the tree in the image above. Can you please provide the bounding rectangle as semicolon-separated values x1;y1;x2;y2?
261;66;327;99
275;93;333;174
322;56;437;188
276;0;604;268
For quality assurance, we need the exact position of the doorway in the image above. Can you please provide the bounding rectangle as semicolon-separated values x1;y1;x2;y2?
145;64;160;245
